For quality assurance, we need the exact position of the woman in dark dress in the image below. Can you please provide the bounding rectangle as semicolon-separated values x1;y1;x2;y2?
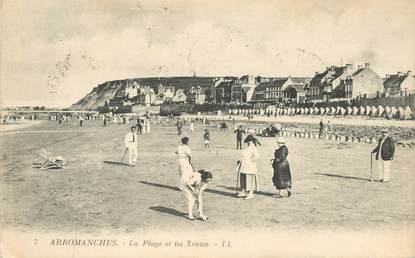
272;137;292;198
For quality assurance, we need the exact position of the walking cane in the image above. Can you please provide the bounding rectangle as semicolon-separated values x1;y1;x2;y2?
370;152;373;182
235;162;241;197
120;148;128;165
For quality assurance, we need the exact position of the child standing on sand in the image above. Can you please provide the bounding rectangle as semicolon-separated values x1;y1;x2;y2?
203;129;211;152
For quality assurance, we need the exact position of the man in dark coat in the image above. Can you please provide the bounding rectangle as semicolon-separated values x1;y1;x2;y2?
234;126;244;150
176;119;183;135
372;128;395;182
272;137;292;197
319;119;324;138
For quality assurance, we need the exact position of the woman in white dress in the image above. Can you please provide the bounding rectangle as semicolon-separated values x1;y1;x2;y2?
175;137;194;185
237;135;260;200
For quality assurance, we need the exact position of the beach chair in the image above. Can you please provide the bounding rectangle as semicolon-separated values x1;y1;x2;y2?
32;149;65;170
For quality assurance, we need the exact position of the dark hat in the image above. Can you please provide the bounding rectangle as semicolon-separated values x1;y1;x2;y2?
244;134;256;143
181;136;189;144
198;169;213;182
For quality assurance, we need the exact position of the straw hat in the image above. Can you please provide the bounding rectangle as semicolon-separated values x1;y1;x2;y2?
276;137;286;143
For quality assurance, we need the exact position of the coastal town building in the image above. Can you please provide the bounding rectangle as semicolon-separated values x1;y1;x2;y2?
332;63;383;100
308;64;384;102
250;77;310;105
383;71;414;96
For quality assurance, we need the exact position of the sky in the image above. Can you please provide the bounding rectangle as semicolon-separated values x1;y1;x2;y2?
1;0;414;107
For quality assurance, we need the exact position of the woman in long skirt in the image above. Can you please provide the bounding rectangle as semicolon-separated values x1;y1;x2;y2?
272;137;292;198
237;135;259;200
175;137;194;185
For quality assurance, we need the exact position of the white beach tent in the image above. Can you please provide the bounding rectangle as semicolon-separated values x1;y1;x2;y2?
391;106;398;117
320;107;325;115
347;106;353;116
385;106;391;116
325;107;330;114
377;105;385;117
359;106;365;115
314;107;319;114
365;106;371;116
398;107;405;120
371;106;377;117
340;107;346;116
404;106;413;120
335;106;341;115
353;106;359;116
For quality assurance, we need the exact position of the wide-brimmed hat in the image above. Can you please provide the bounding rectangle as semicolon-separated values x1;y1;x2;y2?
382;128;389;133
276;137;286;143
244;134;256;143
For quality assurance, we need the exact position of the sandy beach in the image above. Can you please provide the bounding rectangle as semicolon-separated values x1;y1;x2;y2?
1;118;414;235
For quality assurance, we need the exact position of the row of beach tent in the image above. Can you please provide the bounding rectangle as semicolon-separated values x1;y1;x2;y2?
227;105;414;120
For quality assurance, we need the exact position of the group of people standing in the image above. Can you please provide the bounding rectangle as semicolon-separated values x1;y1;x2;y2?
175;127;294;221
235;134;292;199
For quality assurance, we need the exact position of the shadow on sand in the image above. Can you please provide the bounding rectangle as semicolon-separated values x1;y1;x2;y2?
139;181;274;198
216;185;274;197
316;172;370;182
103;160;128;166
140;181;236;198
149;206;187;217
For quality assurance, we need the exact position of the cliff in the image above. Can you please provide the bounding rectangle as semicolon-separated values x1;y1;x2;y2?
70;76;216;110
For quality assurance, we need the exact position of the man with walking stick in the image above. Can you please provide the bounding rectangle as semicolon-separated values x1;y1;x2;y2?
124;125;138;167
371;128;395;183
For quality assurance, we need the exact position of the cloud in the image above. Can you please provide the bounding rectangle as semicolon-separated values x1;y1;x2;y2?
1;0;415;107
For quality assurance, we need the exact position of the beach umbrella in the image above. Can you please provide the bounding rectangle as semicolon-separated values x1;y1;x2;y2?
347;106;352;116
404;106;413;120
398;107;405;120
377;106;385;117
385;106;391;115
371;106;377;117
320;107;325;115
